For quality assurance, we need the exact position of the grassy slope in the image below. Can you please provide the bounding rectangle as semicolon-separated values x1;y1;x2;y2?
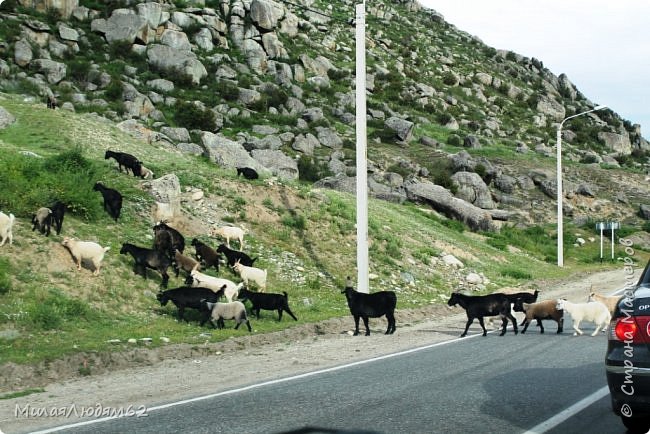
0;94;633;366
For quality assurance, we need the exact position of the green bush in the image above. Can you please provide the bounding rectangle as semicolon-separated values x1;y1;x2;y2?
500;268;532;280
0;258;11;295
215;80;239;102
104;80;123;102
282;212;306;230
68;59;91;82
298;155;332;183
173;101;217;131
447;134;462;147
0;148;102;220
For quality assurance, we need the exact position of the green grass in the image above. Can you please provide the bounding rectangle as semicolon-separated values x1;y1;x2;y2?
0;388;46;400
0;94;642;369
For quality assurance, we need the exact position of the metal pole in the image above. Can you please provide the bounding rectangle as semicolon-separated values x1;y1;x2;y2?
555;105;606;268
600;225;603;262
611;223;615;260
355;2;369;293
556;126;563;267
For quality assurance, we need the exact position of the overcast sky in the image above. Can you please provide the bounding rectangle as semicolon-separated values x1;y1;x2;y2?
418;0;650;138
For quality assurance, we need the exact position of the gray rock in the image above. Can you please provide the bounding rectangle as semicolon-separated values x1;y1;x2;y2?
384;116;414;142
251;149;298;181
58;24;79;42
194;28;214;51
463;135;481;149
262;32;288;59
315;127;343;149
146;44;207;84
242;39;268;74
576;183;598;197
302;107;324;123
598;131;632;156
137;2;168;28
404;180;496;232
420;136;439;147
147;78;174;93
14;40;33;67
640;205;650;220
313;174;356;194
237;88;262;106
451;150;475;172
176;142;204;155
94;12;148;44
247;135;282;151
451;171;495;209
201;132;264;173
161;29;192;51
494;174;517;194
0;106;16;129
292;133;320;155
250;0;284;30
161;127;190;143
31;59;66;84
252;124;279;135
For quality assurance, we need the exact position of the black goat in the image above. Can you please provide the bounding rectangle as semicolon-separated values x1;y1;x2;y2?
447;292;518;337
120;243;171;288
104;150;143;178
341;278;396;336
157;286;224;324
153;221;185;254
93;182;122;221
46;95;57;109
507;290;539;326
153;229;174;258
216;243;257;268
238;286;298;321
191;238;221;272
236;167;259;180
49;200;66;235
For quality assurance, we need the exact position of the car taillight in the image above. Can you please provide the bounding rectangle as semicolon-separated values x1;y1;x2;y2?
610;316;650;343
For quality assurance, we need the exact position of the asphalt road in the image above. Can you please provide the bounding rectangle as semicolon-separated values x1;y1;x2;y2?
30;320;627;434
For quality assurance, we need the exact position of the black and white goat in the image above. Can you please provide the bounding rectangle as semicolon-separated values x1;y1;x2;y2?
157;286;224;324
236;167;259;180
341;277;396;336
216;243;257;268
447;292;518;337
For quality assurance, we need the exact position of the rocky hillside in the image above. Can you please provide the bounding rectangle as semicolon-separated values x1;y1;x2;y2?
1;0;650;229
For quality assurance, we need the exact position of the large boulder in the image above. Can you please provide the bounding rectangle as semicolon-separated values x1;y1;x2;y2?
384;116;414;142
451;171;495;209
313;174;356;195
250;0;284;30
147;44;207;84
92;12;148;44
251;149;298;181
598;131;632;156
136;2;168;28
30;59;66;84
14;40;33;67
200;132;269;176
143;173;181;221
0;107;16;129
404;180;496;231
161;29;192;52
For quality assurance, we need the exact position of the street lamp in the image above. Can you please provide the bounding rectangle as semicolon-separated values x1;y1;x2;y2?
556;104;607;267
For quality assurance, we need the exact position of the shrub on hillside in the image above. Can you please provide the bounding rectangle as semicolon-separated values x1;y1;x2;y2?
173;101;217;131
298;155;332;183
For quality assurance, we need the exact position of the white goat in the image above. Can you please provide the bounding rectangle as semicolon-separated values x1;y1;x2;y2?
0;211;15;246
556;298;611;336
233;260;267;292
202;300;251;331
140;165;154;179
61;237;110;276
210;225;246;249
588;291;621;317
188;269;242;302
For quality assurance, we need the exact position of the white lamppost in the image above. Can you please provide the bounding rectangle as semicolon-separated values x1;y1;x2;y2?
556;104;607;267
355;1;369;292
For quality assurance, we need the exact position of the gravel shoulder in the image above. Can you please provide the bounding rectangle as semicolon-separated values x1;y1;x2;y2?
0;267;636;434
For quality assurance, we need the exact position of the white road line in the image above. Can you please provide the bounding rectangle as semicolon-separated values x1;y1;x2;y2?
521;385;610;434
30;331;488;433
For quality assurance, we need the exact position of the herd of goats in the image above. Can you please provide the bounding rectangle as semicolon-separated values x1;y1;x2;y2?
0;150;621;337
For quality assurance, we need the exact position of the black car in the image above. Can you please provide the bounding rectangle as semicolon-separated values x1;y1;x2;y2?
607;259;650;433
